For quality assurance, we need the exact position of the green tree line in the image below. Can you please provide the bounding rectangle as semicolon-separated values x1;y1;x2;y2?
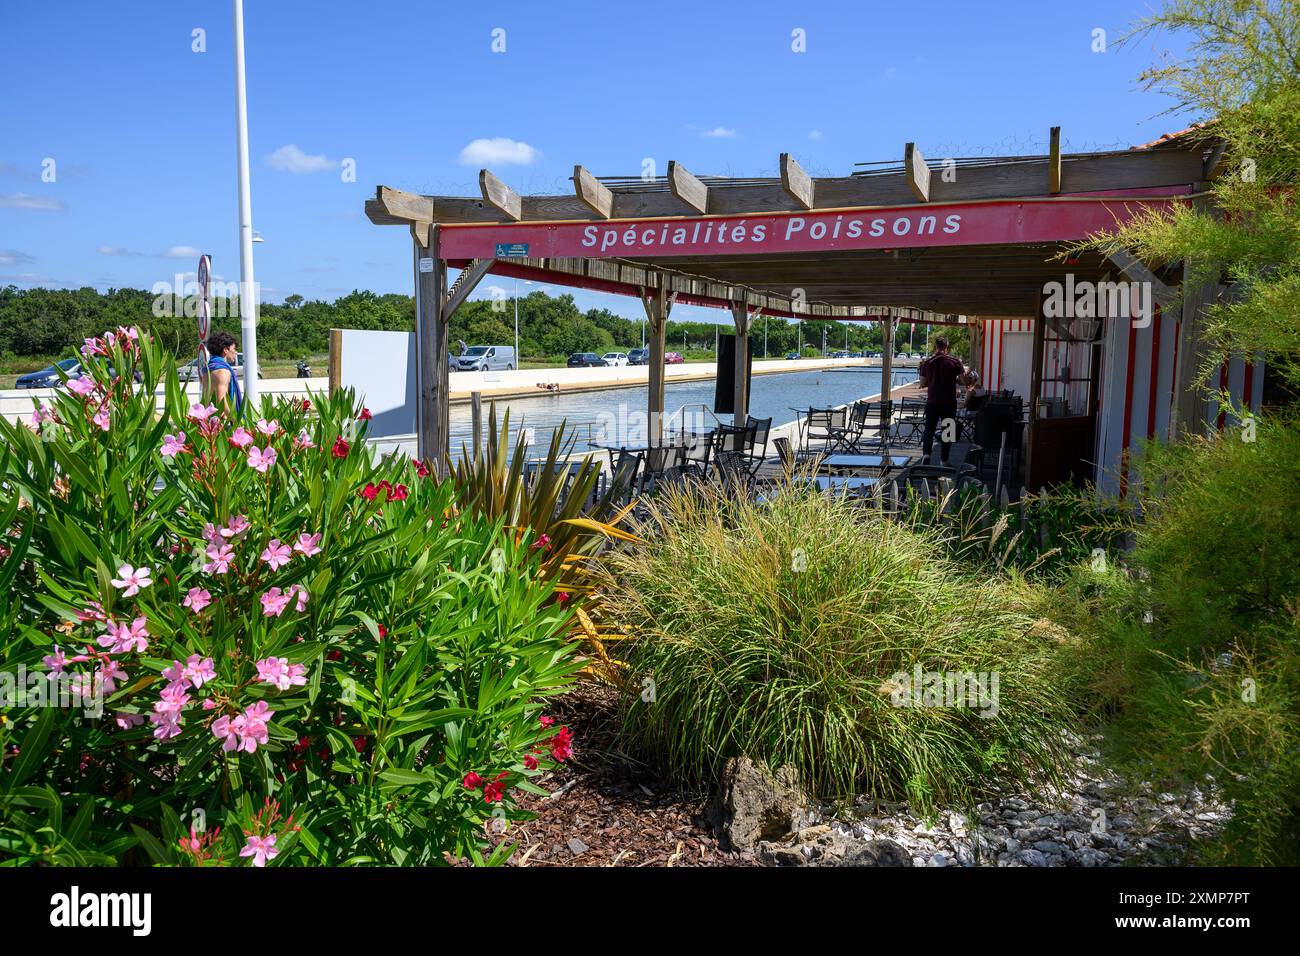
0;283;962;365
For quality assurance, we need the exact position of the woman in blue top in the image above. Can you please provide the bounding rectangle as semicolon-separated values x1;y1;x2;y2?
204;330;243;415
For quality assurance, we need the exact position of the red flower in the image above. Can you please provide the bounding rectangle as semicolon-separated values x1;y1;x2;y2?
359;483;379;501
539;715;555;728
415;460;430;478
482;781;505;803
353;735;368;751
556;592;571;605
532;534;551;551
388;484;409;502
331;437;350;458
327;649;342;661
550;726;574;762
359;407;372;421
463;772;484;790
377;625;388;639
523;754;538;771
301;399;311;412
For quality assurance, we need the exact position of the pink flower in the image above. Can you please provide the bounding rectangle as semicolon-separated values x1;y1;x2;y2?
42;646;67;675
255;656;308;691
188;402;218;422
111;563;153;597
161;431;188;457
240;834;279;867
240;701;274;751
82;336;107;357
294;429;315;450
184;655;216;688
229;427;255;449
202;523;222;544
92;404;111;431
260;539;292;571
256;418;281;437
76;601;106;623
260;587;291;617
150;683;189;739
288;584;309;613
293;532;322;557
221;514;250;538
114;712;145;730
67;376;97;397
212;715;243;751
247;445;276;473
98;616;149;654
99;659;127;693
30;404;53;428
198;416;223;439
203;542;235;575
183;587;212;613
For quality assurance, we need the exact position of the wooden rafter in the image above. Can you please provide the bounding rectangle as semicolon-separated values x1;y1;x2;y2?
479;169;521;221
1107;249;1177;309
667;161;708;214
573;165;614;219
779;153;814;209
904;143;930;202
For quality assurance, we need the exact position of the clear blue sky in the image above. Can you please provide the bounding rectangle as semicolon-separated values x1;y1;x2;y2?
1;0;1194;324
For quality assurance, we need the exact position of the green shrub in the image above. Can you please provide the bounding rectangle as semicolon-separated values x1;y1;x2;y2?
1051;411;1300;864
0;327;579;866
595;479;1076;814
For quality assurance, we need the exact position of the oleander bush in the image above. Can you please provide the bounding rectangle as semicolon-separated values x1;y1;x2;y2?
596;478;1077;815
0;328;579;866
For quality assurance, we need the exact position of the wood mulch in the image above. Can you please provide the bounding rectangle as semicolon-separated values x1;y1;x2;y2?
485;683;755;867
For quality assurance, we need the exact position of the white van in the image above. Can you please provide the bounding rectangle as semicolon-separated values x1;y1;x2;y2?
454;345;516;372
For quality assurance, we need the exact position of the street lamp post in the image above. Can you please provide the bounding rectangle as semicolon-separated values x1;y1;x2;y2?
232;0;259;403
513;277;519;366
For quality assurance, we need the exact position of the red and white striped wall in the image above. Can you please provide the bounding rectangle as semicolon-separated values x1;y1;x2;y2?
976;316;1265;497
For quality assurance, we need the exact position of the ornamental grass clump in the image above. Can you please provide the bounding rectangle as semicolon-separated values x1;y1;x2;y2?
598;480;1076;814
0;328;579;866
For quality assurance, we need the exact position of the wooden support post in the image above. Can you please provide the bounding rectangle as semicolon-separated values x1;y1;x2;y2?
1172;260;1215;440
413;227;448;473
1025;294;1048;487
471;391;483;461
642;283;672;440
731;298;752;426
327;328;343;393
880;318;896;411
1048;126;1062;194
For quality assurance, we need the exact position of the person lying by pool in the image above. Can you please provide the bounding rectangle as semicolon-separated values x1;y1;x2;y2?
536;382;560;392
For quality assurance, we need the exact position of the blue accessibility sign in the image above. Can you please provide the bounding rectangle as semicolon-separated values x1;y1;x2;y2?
494;243;530;257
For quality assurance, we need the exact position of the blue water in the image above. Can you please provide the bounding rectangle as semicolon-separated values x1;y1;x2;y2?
447;367;918;454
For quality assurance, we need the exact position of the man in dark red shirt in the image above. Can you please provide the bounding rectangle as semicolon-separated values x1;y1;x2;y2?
917;337;965;465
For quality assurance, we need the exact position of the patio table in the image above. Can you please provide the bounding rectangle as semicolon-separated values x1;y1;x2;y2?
803;475;880;493
820;453;912;474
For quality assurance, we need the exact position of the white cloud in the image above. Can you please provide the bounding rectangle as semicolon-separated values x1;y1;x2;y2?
267;144;337;174
809;130;823;141
701;126;737;139
478;284;509;300
457;137;541;167
162;245;203;259
97;246;143;257
0;192;65;210
0;249;34;266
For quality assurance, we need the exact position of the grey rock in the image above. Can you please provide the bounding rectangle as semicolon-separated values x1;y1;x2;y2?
567;837;589;856
715;757;805;851
1015;848;1050;867
841;838;914;867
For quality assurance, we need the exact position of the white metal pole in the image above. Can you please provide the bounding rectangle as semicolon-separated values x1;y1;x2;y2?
513;278;519;365
233;0;258;404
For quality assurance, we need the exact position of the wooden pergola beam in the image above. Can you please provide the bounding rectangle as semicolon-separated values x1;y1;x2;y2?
367;148;1204;226
443;258;496;317
1048;127;1062;194
1107;248;1178;310
479;169;522;221
904;143;930;202
779;153;814;209
573;164;614;218
667;161;709;214
1202;140;1228;180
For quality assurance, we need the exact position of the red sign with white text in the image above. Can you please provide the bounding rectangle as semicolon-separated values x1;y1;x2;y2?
437;189;1188;261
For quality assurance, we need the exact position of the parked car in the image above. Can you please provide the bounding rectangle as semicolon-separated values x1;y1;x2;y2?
567;352;603;368
15;357;81;389
664;352;684;365
850;351;863;358
602;351;629;367
831;350;851;359
627;348;649;365
785;352;801;360
454;345;515;371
